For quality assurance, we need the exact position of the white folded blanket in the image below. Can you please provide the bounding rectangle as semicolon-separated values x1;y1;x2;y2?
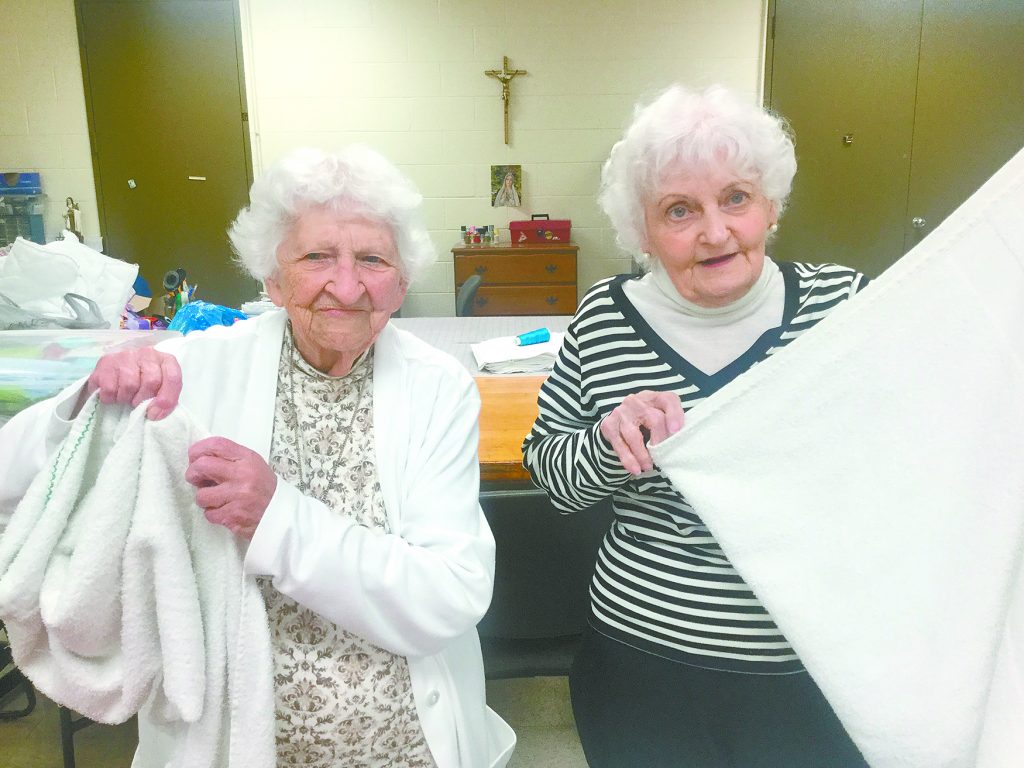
0;398;275;768
651;146;1024;768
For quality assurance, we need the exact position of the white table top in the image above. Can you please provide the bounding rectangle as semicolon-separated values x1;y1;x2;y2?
391;315;570;375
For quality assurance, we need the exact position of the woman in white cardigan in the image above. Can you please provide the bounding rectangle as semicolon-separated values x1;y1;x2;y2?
0;146;514;768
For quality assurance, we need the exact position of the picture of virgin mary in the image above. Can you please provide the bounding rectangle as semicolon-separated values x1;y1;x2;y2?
491;165;522;207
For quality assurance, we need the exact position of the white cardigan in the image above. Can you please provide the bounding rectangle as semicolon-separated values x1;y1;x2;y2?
0;310;515;768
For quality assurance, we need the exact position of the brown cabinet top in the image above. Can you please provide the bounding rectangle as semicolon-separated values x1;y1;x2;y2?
452;241;578;256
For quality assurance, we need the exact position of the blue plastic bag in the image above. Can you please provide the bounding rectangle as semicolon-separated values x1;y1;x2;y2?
167;301;247;335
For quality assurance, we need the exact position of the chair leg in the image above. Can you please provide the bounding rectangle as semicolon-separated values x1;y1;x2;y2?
0;668;36;721
58;705;97;768
59;706;78;768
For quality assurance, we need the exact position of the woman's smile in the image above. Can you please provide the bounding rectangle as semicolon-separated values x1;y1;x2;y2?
698;253;737;268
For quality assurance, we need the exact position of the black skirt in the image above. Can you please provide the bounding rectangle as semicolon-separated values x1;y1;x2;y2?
569;629;869;768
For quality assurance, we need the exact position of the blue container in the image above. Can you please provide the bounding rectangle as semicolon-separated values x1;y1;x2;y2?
0;171;43;195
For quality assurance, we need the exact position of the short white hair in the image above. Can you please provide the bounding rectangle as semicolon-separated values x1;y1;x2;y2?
599;84;797;266
228;145;435;282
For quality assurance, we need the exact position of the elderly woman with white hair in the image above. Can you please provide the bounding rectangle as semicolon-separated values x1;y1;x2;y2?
523;85;871;766
0;146;514;768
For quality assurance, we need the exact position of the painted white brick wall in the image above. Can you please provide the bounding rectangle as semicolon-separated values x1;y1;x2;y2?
4;0;765;316
0;0;101;249
244;0;767;316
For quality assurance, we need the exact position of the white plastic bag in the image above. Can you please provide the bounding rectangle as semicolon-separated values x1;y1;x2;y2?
0;236;138;330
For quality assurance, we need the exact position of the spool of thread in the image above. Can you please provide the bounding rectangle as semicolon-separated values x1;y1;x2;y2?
514;328;550;346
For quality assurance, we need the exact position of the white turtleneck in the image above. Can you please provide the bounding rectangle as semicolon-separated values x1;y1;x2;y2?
621;258;785;375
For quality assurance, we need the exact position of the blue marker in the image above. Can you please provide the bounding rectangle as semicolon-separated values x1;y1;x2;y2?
514;327;551;346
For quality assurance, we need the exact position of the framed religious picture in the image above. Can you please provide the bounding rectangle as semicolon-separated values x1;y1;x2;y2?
491;164;522;207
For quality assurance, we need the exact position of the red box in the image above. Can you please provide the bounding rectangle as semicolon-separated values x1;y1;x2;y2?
510;216;572;244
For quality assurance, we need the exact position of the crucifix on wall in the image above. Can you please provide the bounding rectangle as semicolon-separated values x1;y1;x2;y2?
484;56;527;145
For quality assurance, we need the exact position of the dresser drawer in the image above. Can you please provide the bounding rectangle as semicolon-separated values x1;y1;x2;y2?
470;285;577;316
455;251;576;286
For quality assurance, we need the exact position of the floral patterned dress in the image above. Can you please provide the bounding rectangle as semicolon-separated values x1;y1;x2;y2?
258;328;437;768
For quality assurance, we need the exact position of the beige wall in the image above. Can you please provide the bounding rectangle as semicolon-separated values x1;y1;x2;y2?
0;0;101;250
242;0;767;315
2;0;767;315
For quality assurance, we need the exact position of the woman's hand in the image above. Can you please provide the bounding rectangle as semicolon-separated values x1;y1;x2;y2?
86;347;182;420
185;437;278;540
600;390;684;475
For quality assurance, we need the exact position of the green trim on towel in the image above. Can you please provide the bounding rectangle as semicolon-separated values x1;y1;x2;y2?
46;400;97;505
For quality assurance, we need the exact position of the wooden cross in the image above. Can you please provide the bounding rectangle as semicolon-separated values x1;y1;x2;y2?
485;56;527;145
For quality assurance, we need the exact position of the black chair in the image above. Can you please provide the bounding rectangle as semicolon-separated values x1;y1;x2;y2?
456;274;483;317
2;620;97;768
477;489;614;679
0;621;36;721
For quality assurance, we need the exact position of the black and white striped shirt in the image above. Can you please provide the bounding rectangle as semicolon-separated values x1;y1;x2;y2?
522;261;870;674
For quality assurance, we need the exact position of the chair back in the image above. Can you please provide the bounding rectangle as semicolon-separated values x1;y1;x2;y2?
455;274;483;316
477;489;614;677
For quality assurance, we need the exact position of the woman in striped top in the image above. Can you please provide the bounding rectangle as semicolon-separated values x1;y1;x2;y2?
523;85;871;767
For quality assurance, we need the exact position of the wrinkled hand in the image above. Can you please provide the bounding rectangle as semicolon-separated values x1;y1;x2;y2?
185;437;278;540
86;347;182;420
599;390;684;475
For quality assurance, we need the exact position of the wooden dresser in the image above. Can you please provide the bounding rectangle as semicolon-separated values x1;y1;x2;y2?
452;242;578;316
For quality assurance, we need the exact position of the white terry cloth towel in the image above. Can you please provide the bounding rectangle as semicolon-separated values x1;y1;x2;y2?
0;397;274;768
650;146;1024;768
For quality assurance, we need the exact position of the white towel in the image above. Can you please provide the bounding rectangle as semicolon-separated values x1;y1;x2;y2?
0;397;275;768
651;146;1024;768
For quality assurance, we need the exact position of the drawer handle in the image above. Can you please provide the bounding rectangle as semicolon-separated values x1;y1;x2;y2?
475;296;488;306
474;265;487;275
545;295;559;305
545;264;558;273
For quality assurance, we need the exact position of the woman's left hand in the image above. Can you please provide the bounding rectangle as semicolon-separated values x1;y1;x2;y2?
600;390;684;475
185;436;277;540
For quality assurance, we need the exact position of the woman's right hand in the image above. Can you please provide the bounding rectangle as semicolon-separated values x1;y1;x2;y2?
600;390;684;475
84;347;182;420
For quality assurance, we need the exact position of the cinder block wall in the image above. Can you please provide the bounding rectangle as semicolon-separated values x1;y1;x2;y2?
2;0;766;314
244;0;767;315
0;0;101;250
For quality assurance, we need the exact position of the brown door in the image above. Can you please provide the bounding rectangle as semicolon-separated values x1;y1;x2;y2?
904;0;1024;250
765;0;922;277
766;0;1024;277
78;0;256;308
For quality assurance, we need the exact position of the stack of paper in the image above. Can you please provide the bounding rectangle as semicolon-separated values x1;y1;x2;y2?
470;332;565;374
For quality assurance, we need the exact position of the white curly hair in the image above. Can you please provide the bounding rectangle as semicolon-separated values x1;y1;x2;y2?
598;84;797;267
228;145;435;283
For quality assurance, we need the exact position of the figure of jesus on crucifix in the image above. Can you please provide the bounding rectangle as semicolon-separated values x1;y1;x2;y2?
485;56;527;145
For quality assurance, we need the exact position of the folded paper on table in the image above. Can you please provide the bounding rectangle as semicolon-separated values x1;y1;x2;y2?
650;146;1024;768
471;332;565;373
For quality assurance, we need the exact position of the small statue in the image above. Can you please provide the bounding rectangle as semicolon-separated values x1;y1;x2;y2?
63;197;83;242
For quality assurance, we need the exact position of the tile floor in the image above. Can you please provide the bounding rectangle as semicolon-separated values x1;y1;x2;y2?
0;676;588;768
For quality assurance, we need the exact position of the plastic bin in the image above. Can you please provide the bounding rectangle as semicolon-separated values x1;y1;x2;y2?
0;196;45;247
0;329;180;427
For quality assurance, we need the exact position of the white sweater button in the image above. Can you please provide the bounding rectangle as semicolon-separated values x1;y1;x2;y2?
426;690;440;706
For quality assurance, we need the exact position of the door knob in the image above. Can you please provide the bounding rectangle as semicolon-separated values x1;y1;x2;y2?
912;216;927;229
